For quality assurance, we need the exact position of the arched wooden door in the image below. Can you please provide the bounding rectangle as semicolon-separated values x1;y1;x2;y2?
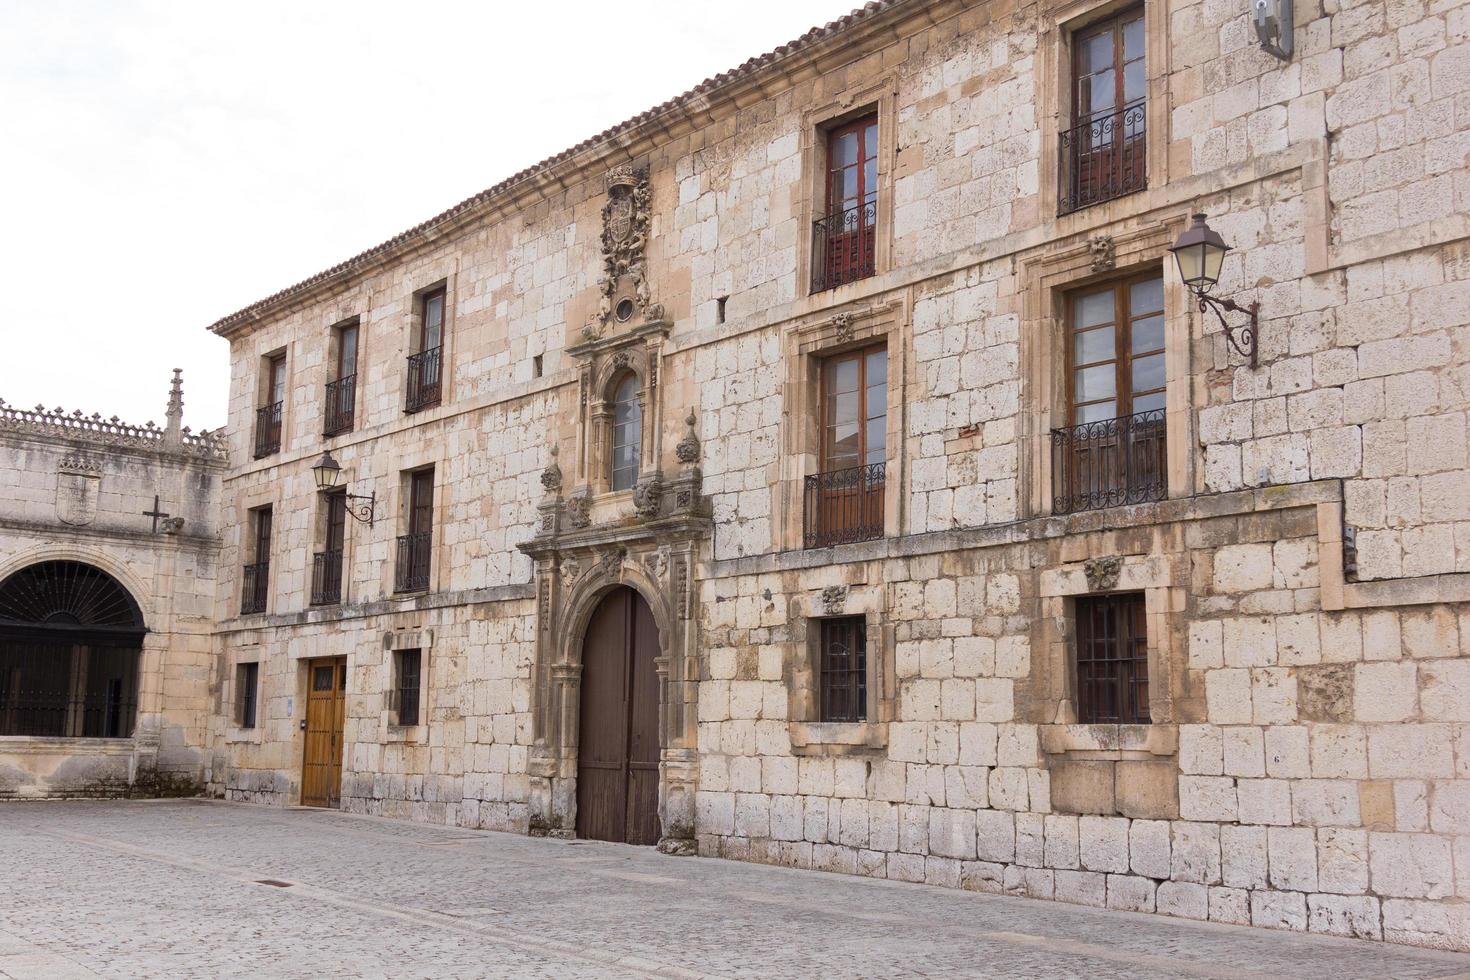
576;586;660;845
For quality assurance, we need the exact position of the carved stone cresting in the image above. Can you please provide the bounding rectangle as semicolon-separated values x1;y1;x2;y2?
675;412;701;466
58;452;102;475
1084;556;1123;592
831;312;857;344
541;444;563;495
1089;235;1116;273
633;475;663;521
821;585;848;615
0;385;226;462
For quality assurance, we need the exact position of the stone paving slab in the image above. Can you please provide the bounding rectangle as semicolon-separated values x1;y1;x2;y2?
1;800;1468;979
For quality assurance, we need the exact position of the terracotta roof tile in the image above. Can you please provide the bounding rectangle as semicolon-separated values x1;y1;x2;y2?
207;0;905;335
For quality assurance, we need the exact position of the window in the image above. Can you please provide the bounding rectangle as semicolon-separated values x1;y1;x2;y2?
241;507;272;614
406;286;445;412
235;662;259;728
609;374;641;492
1073;593;1149;724
395;469;433;593
532;354;543;379
819;617;867;722
325;321;358;435
254;353;286;458
1059;6;1147;214
1051;273;1166;514
804;346;886;547
311;491;346;605
812;113;878;292
393;649;422;726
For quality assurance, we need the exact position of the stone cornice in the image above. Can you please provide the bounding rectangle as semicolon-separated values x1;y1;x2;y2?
206;0;977;341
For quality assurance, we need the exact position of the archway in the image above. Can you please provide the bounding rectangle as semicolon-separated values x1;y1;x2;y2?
0;561;145;737
575;585;660;844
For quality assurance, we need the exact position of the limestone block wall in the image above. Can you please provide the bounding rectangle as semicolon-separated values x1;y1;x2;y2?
0;416;224;797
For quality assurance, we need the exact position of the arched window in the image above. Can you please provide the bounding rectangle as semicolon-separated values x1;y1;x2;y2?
0;561;145;738
609;373;642;492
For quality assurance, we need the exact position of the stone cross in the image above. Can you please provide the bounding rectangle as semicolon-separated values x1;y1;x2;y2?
143;495;171;534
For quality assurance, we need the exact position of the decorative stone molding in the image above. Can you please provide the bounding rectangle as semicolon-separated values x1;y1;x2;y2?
540;445;563;495
1084;555;1123;592
830;311;857;343
565;491;591;530
0;375;226;463
588;164;662;335
820;584;848;615
632;474;663;521
1088;234;1116;272
58;453;102;475
674;412;700;466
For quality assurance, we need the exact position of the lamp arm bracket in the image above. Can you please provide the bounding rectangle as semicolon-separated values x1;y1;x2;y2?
344;490;376;527
1198;293;1260;369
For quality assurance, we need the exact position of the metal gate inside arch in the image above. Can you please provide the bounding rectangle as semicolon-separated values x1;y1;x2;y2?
575;586;661;845
0;561;145;738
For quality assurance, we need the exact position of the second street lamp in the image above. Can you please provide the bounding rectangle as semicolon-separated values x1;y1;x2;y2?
1168;212;1259;368
311;451;377;526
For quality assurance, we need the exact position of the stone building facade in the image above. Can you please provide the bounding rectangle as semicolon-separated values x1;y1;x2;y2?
204;0;1470;952
0;375;225;796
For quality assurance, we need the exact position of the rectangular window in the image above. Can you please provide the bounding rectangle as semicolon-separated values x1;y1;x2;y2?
254;353;286;457
819;617;867;722
325;321;358;436
236;662;259;729
394;649;422;727
395;469;433;592
1074;593;1150;724
812;113;878;292
406;287;445;412
1052;273;1166;514
804;346;886;548
1059;6;1146;214
311;491;346;606
241;506;272;615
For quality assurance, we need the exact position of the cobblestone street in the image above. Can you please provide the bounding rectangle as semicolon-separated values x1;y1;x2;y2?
0;801;1467;978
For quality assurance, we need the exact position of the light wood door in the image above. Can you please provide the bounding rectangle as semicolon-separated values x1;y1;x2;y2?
301;657;346;807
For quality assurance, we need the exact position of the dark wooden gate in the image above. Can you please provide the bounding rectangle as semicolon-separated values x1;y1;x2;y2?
576;587;661;845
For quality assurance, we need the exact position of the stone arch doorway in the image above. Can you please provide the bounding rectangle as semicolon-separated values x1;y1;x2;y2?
575;585;661;845
0;560;145;737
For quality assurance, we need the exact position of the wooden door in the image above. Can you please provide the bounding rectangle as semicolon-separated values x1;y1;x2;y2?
301;657;346;807
576;587;661;845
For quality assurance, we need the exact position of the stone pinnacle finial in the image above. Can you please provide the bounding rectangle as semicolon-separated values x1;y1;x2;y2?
164;368;184;446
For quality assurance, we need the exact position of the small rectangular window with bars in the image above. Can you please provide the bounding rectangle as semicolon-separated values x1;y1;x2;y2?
1073;593;1150;724
819;616;867;723
393;649;422;727
235;662;259;729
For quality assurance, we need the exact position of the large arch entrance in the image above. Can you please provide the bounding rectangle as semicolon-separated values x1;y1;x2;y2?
0;561;145;738
576;586;661;845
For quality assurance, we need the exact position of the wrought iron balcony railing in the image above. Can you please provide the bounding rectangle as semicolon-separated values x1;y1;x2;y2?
394;532;432;593
811;199;877;293
405;347;442;413
310;549;343;606
240;560;270;615
803;462;885;549
253;402;282;458
1050;409;1166;515
1057;99;1147;216
324;374;356;436
0;688;137;739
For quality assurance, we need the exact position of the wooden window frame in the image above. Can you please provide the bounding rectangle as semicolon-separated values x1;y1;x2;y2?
392;648;422;728
608;371;642;493
811;112;880;293
235;662;259;729
1070;6;1146;131
1072;592;1151;724
818;616;868;723
251;506;273;563
1064;270;1165;425
395;468;434;593
819;343;887;472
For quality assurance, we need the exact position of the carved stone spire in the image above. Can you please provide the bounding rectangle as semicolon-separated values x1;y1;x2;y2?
164;369;184;447
540;443;563;497
675;411;701;467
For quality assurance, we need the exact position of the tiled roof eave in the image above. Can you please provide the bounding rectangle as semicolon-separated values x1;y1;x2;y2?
207;0;960;339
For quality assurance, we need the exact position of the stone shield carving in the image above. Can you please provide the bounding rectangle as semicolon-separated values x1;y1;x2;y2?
55;456;101;526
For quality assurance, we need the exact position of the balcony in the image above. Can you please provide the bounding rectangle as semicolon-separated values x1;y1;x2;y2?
1050;409;1166;515
240;560;269;615
324;374;356;436
803;462;885;549
310;549;343;606
811;200;876;293
253;402;282;458
394;532;431;593
1057;99;1146;216
405;347;442;413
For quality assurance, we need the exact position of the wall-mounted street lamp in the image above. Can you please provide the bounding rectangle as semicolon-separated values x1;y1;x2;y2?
1169;212;1259;369
311;451;377;526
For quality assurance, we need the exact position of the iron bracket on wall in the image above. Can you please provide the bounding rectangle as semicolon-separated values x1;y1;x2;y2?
1198;293;1259;368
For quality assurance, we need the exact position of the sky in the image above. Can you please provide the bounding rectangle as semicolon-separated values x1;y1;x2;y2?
0;0;853;432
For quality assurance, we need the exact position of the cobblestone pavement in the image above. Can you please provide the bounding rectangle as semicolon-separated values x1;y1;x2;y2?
2;801;1469;979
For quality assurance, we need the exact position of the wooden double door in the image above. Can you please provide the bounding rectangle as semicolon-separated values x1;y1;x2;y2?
576;587;661;845
301;657;346;808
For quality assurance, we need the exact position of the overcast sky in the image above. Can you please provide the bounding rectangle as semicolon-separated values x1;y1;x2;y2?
0;1;849;431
